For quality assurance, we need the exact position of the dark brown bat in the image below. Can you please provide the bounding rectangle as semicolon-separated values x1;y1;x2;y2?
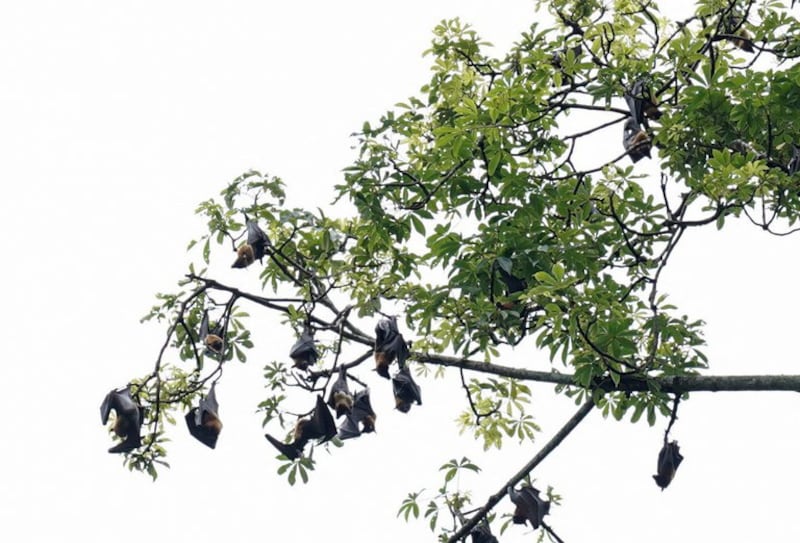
731;29;754;52
289;327;318;371
199;310;224;355
231;218;270;268
723;15;754;53
326;366;353;418
494;258;527;309
265;395;336;459
508;484;550;530
392;366;422;413
100;386;144;454
374;316;409;379
185;383;222;449
470;519;498;543
497;266;527;296
624;79;661;128
338;389;376;440
653;440;684;490
622;118;652;163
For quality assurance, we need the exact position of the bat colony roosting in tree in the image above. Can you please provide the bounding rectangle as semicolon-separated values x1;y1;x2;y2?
101;0;800;540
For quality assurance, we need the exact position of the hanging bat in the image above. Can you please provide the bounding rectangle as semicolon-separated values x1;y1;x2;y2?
622;119;652;163
624;80;661;127
326;366;353;418
199;310;224;355
470;519;498;543
392;366;422;413
731;29;754;52
508;484;550;530
338;389;377;440
787;144;800;175
289;327;318;370
653;440;684;490
265;395;336;459
100;386;144;454
494;258;527;309
374;316;409;379
724;17;754;53
231;218;270;268
185;383;222;449
497;266;527;296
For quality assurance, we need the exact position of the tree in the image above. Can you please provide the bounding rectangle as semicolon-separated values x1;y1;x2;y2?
101;0;800;540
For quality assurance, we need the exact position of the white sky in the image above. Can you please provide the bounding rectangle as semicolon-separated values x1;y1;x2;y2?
1;1;799;542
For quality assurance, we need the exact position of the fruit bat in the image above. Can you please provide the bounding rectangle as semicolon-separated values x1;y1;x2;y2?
495;259;527;309
265;395;336;459
289;328;318;371
508;484;550;530
100;386;144;454
724;17;754;53
199;310;224;355
470;519;498;543
326;366;353;418
622;118;652;163
624;80;661;128
497;266;527;296
185;383;222;449
392;366;422;413
653;440;684;490
231;218;270;268
374;316;409;379
787;144;800;175
731;29;754;52
338;389;377;440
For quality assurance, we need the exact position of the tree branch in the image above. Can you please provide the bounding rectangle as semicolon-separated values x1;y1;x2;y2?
447;399;595;542
414;352;800;393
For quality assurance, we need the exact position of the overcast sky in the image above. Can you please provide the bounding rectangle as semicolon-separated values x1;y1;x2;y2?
1;1;798;542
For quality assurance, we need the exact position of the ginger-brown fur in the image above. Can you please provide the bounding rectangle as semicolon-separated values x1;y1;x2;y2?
231;244;255;268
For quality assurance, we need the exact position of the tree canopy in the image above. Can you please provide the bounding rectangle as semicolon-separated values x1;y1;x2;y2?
101;0;800;540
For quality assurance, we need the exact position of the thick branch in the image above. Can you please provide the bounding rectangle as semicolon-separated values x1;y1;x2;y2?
447;399;595;542
415;353;800;393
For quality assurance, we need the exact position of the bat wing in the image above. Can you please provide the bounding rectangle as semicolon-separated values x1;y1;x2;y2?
624;92;641;125
307;395;337;443
337;414;361;440
246;219;270;261
100;390;114;424
508;485;549;529
185;408;218;449
195;383;220;426
113;387;141;425
389;334;410;368
200;311;210;342
265;433;302;460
